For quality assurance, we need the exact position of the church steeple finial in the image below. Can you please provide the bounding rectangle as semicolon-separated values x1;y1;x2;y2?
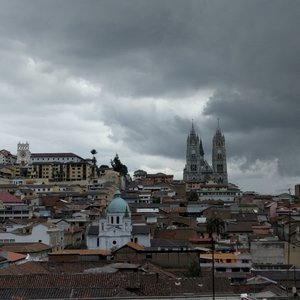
190;119;196;136
216;118;222;134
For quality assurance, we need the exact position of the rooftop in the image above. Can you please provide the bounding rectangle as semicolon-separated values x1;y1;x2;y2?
0;192;22;203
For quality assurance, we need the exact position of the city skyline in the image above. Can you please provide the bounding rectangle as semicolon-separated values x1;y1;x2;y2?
0;1;299;194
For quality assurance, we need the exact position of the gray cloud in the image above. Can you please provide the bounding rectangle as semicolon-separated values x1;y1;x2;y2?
0;0;299;193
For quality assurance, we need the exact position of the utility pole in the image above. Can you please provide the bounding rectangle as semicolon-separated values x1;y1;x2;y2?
212;237;215;300
288;188;291;267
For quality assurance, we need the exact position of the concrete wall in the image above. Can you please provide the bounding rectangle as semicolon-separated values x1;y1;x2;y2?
251;240;285;264
114;247;199;268
149;251;199;268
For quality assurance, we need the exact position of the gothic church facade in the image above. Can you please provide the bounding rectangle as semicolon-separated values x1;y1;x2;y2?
183;123;228;185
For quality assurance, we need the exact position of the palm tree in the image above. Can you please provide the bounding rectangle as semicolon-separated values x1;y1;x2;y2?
90;149;97;178
206;217;225;238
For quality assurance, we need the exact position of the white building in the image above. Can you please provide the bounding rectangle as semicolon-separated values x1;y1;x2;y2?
0;222;64;252
87;190;132;250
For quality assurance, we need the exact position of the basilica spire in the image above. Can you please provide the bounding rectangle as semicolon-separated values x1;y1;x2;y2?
190;119;196;136
199;139;204;157
216;118;221;135
212;118;228;184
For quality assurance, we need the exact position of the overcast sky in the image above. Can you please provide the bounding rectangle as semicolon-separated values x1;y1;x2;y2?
0;0;299;194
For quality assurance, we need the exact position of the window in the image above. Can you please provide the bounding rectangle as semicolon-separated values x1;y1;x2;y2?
242;268;250;272
232;268;240;272
112;240;117;245
191;164;197;171
116;216;120;224
216;268;226;272
97;238;99;247
217;164;223;172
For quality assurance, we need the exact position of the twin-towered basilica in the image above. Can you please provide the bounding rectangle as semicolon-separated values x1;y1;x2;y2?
183;121;228;185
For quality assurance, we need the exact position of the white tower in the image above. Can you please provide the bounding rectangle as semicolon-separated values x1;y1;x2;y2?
16;142;31;166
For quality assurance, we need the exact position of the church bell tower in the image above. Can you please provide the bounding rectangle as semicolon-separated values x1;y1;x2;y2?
212;121;228;184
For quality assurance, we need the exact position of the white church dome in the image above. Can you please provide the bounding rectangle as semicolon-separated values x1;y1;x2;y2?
106;190;131;216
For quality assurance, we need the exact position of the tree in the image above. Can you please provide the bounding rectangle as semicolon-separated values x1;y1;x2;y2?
90;149;98;177
188;191;198;202
206;217;225;237
90;149;97;156
185;260;201;277
90;149;97;164
111;154;128;176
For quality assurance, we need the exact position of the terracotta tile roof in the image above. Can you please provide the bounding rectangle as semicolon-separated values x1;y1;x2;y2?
150;239;189;248
41;261;109;273
0;270;271;298
0;192;22;203
0;287;136;299
226;222;253;233
41;196;64;207
0;261;49;275
51;249;111;256
126;242;145;251
0;273;142;289
4;218;46;226
6;251;26;262
0;242;51;253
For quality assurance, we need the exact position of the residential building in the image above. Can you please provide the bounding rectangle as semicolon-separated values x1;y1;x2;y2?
0;192;30;220
250;238;286;265
12;142;95;181
0;149;17;165
200;252;252;283
0;222;64;252
186;182;242;202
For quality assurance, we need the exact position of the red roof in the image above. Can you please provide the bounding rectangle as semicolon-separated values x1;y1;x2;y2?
7;251;27;262
125;242;145;251
0;192;22;203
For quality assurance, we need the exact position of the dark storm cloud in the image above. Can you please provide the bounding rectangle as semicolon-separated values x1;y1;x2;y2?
0;0;300;192
203;88;300;176
1;1;299;95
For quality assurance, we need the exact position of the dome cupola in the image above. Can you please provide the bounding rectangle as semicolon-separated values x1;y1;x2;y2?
106;190;131;217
